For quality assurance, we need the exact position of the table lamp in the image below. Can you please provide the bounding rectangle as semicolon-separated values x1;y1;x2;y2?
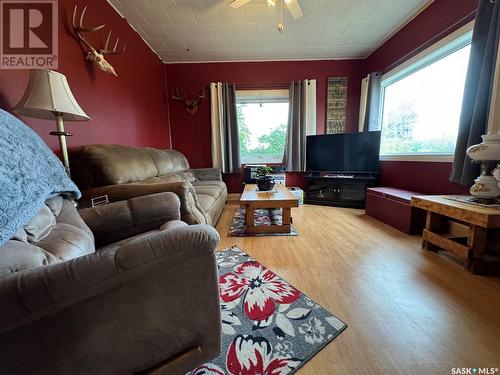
14;70;90;176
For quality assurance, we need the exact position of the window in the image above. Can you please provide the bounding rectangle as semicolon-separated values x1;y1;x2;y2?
379;24;473;160
236;89;289;164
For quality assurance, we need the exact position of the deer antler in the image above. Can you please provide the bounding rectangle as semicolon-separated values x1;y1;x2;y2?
190;87;206;105
71;5;124;77
171;86;206;114
171;87;186;101
72;5;105;51
197;86;206;99
101;30;126;55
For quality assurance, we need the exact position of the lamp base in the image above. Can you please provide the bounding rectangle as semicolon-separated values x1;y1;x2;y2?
470;164;500;199
51;114;71;176
49;131;73;137
470;197;500;205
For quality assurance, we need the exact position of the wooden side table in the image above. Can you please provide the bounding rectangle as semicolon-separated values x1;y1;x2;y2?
411;195;500;275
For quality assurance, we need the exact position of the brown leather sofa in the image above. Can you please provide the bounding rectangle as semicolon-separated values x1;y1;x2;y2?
0;192;221;375
70;145;227;226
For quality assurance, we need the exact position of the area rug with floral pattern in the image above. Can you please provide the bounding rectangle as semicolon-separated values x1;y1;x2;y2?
228;208;298;237
187;246;347;375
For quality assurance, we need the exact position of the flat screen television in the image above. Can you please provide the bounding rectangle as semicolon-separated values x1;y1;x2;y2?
306;131;381;173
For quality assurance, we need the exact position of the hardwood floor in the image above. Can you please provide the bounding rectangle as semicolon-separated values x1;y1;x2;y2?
215;203;500;375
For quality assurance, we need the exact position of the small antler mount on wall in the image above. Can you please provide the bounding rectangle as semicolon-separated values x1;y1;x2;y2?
171;86;206;114
71;5;126;77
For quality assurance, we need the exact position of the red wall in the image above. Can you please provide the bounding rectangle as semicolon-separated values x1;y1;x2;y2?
0;0;170;151
380;161;471;195
366;0;478;73
165;60;365;192
166;0;479;195
365;0;478;194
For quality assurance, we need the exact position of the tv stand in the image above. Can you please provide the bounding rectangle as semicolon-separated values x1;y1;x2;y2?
305;172;379;208
324;173;355;178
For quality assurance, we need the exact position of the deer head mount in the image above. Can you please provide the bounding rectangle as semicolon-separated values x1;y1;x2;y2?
171;87;206;114
71;5;126;77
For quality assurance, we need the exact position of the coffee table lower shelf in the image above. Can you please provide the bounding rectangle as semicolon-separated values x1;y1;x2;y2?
244;207;292;234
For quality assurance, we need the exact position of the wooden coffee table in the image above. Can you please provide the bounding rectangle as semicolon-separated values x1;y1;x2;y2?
240;184;299;234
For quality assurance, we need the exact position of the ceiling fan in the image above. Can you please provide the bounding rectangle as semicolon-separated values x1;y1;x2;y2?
230;0;304;21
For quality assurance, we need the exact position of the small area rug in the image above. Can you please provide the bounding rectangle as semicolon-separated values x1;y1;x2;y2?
187;246;347;375
228;208;298;237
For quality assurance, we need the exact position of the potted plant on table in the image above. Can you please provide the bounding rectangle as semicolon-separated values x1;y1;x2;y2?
256;166;275;191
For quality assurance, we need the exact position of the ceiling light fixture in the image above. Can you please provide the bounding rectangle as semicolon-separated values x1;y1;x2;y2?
277;0;284;33
230;0;304;26
285;0;303;20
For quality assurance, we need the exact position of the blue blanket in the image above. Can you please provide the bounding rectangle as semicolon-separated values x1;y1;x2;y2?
0;109;81;246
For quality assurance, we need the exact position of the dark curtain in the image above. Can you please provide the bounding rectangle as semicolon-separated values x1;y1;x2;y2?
221;83;240;174
450;0;499;185
283;80;307;171
362;72;382;132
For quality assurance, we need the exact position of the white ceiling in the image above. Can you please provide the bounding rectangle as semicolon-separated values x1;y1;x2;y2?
107;0;432;63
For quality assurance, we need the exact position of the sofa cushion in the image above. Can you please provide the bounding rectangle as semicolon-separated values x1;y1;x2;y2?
0;199;95;278
11;227;27;242
172;171;196;183
36;222;94;262
71;145;158;186
145;148;190;175
46;196;63;216
154;174;183;184
192;181;226;197
23;205;56;243
0;240;55;278
41;199;95;260
22;196;63;243
193;181;227;225
160;220;188;231
197;194;217;214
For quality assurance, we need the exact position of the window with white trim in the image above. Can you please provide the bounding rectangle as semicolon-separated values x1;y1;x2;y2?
379;24;473;159
236;89;289;164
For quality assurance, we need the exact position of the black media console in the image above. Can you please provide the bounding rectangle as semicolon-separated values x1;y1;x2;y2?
304;172;379;208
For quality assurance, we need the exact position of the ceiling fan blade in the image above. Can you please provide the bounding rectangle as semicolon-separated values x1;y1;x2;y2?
285;0;303;20
230;0;252;8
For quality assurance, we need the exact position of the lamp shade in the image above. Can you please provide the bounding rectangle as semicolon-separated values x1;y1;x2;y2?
14;70;90;121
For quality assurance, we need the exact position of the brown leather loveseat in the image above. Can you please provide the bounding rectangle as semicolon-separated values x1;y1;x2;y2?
0;192;221;374
70;145;227;226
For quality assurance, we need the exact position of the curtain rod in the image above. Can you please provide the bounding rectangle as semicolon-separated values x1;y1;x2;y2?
236;83;289;90
382;9;477;75
236;81;318;90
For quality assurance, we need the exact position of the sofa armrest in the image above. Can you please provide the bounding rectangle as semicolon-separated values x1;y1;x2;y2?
79;192;181;247
0;224;219;336
0;224;221;374
114;224;219;270
191;168;222;181
80;181;208;225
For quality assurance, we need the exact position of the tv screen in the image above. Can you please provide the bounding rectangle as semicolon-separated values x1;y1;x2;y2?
306;131;381;173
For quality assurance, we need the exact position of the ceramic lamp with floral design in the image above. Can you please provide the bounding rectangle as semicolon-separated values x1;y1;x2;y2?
466;133;500;199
